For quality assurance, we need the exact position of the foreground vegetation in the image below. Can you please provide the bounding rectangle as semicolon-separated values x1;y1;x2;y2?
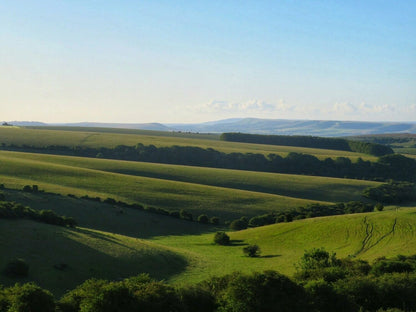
2;251;416;311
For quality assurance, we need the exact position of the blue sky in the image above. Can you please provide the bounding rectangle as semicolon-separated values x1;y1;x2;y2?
1;1;415;123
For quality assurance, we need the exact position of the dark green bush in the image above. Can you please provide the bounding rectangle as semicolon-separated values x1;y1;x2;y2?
243;245;261;257
197;214;209;224
214;232;230;245
4;259;29;278
7;283;55;312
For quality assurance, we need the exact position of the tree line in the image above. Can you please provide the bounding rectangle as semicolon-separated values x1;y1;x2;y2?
220;132;394;156
1;143;416;182
2;251;416;311
0;199;77;228
229;201;378;230
363;181;416;204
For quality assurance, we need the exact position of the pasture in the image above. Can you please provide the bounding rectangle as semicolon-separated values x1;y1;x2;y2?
0;127;376;160
0;151;331;221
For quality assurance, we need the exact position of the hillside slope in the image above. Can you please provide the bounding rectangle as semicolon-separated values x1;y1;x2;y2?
0;220;188;296
151;207;416;284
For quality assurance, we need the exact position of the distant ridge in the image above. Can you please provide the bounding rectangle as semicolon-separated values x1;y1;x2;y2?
167;118;416;136
6;118;416;136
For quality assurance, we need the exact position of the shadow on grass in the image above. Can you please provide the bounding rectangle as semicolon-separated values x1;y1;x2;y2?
229;239;248;246
259;254;281;259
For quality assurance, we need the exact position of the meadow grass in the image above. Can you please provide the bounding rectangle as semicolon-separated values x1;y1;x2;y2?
2;189;415;295
0;219;188;296
0;127;376;160
0;152;328;220
151;207;416;285
0;150;380;203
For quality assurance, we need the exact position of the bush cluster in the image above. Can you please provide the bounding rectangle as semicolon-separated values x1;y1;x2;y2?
229;202;376;231
0;201;77;228
363;181;416;204
1;253;416;311
220;132;394;156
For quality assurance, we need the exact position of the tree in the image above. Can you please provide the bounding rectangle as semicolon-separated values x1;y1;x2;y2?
375;203;384;211
210;216;220;225
214;232;230;245
180;209;193;221
7;283;55;312
4;258;29;278
243;245;261;257
197;214;209;224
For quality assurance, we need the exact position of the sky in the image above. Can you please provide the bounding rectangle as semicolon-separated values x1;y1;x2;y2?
1;1;415;123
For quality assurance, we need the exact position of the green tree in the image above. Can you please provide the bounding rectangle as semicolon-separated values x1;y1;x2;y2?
214;232;230;245
243;245;261;257
7;283;55;312
197;214;209;224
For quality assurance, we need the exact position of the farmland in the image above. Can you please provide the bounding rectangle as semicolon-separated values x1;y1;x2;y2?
1;126;416;300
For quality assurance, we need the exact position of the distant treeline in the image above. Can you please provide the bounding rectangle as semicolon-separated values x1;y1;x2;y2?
0;200;77;227
363;181;416;204
230;201;377;230
2;143;416;182
3;253;416;312
220;132;394;156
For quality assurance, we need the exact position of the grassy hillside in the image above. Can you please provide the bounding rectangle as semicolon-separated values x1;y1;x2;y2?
2;189;415;295
3;189;214;238
0;219;188;296
0;127;376;160
0;152;329;220
152;207;416;285
0;150;380;203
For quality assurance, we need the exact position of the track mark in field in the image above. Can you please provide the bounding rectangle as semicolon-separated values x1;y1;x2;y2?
353;217;397;256
79;133;99;145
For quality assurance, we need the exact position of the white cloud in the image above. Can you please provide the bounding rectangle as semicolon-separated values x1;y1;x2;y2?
195;99;294;114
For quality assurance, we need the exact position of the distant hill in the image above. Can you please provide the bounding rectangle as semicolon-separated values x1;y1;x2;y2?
52;122;172;131
6;118;416;136
167;118;416;136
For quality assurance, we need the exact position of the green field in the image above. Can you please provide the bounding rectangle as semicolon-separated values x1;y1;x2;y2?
0;127;376;160
2;196;415;295
152;207;416;285
0;150;380;203
1;126;414;298
0;219;188;296
0;152;330;220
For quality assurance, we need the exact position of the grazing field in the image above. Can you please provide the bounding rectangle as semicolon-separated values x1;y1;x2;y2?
0;127;376;160
0;152;330;220
152;207;416;285
2;126;414;299
0;219;188;296
0;150;380;203
2;188;415;295
3;190;214;238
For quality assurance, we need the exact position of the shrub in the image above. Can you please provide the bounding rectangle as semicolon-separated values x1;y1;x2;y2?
375;203;384;211
219;271;307;312
197;214;209;224
7;283;55;312
210;216;220;225
243;245;261;257
169;211;180;218
176;285;215;312
22;185;32;192
214;232;230;245
229;216;248;230
4;259;29;278
180;209;193;221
